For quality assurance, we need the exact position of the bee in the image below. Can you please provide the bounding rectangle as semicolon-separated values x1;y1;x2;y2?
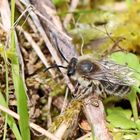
67;55;136;98
46;36;137;98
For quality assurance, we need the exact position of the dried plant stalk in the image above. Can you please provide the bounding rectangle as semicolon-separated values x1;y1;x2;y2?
83;95;112;140
48;100;83;140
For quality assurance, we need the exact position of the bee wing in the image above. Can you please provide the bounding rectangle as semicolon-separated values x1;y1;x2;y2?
90;60;136;86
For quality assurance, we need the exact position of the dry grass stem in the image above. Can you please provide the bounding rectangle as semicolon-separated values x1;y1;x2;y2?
63;0;79;28
0;104;60;140
0;0;11;32
16;26;56;77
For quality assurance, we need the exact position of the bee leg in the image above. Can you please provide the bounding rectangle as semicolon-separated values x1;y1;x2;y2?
72;82;83;98
94;82;107;98
72;81;80;97
73;86;86;99
75;83;93;99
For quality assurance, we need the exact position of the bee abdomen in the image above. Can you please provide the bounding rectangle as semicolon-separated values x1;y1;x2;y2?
100;81;131;97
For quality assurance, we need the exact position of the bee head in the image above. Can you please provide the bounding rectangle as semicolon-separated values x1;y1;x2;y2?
67;57;78;76
67;56;100;77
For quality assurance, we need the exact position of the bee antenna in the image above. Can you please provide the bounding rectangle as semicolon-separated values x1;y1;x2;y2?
44;64;67;71
54;36;69;63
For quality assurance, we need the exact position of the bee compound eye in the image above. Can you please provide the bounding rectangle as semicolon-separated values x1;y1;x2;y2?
79;61;93;73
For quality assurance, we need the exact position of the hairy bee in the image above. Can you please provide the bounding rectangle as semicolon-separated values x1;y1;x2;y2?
67;55;136;98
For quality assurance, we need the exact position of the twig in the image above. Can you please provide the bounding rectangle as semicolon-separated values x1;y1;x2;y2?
0;0;11;32
60;87;69;114
83;95;112;140
63;0;79;28
42;4;63;31
47;96;52;128
0;104;60;140
12;4;32;29
54;123;69;139
16;25;56;77
16;0;38;33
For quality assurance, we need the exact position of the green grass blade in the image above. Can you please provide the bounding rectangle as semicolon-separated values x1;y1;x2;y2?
3;58;9;140
128;89;138;121
0;91;22;140
11;0;30;139
18;76;30;140
11;55;30;140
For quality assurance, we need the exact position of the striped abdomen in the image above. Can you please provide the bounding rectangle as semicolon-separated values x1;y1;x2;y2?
99;80;131;97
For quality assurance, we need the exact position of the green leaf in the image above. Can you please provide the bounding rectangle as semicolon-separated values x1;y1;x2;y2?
135;119;140;130
113;132;124;140
107;107;132;120
123;134;137;140
107;113;136;129
128;89;138;121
